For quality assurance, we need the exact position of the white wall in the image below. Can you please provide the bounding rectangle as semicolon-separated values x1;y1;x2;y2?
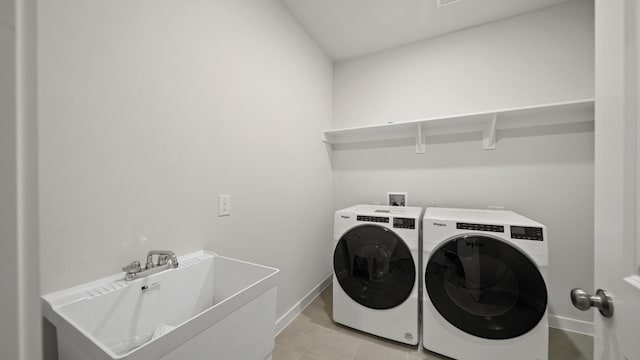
0;1;20;357
38;0;333;355
1;0;41;359
332;0;595;332
334;0;594;128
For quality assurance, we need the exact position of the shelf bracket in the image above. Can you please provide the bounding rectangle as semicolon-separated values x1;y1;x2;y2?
415;124;426;154
482;114;497;150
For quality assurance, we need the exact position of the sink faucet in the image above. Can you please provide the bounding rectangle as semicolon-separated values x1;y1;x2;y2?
122;250;179;281
146;250;179;269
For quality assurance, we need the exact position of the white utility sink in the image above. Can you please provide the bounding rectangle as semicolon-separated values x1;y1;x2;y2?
42;250;279;360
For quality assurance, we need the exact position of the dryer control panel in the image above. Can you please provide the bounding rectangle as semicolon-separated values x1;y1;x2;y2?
456;223;504;233
510;226;544;241
393;217;416;229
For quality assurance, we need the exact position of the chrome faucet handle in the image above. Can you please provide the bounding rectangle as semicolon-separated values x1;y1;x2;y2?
145;256;155;270
122;260;141;273
157;255;169;266
169;253;179;268
122;261;141;280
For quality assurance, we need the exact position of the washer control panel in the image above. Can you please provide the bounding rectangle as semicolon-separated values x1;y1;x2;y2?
357;215;389;223
510;226;544;241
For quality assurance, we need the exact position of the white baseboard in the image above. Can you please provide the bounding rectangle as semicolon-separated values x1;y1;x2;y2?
275;274;332;336
548;314;593;336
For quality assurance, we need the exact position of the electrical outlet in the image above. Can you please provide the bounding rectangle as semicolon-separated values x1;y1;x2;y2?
219;194;231;216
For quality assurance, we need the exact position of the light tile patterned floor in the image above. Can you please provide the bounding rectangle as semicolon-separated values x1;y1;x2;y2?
274;286;593;360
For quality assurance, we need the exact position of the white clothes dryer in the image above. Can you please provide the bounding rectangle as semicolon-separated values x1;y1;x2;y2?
422;208;548;360
333;204;422;345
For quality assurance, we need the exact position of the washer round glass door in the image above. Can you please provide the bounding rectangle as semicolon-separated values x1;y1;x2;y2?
334;224;416;310
425;235;547;340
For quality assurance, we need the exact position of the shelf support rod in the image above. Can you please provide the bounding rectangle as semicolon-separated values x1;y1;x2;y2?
416;124;426;154
483;114;497;150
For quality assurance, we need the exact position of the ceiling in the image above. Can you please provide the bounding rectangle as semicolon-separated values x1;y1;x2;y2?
279;0;570;61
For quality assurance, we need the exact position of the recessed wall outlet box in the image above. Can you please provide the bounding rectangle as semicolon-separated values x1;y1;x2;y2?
218;194;231;216
387;192;408;207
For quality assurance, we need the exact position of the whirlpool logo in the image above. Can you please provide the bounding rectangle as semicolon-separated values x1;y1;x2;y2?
341;215;351;219
432;222;447;227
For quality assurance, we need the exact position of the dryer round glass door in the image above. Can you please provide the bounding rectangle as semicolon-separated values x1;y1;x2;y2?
334;224;416;310
425;235;547;340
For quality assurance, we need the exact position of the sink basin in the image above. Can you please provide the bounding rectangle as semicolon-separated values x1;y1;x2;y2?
42;250;279;360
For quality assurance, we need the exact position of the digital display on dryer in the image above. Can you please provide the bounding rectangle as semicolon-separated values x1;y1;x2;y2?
393;217;415;229
510;226;544;241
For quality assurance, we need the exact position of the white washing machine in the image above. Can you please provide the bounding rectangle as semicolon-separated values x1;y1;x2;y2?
422;208;548;360
333;204;422;345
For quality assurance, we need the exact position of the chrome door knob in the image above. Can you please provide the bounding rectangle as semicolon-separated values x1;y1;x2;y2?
570;288;614;318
